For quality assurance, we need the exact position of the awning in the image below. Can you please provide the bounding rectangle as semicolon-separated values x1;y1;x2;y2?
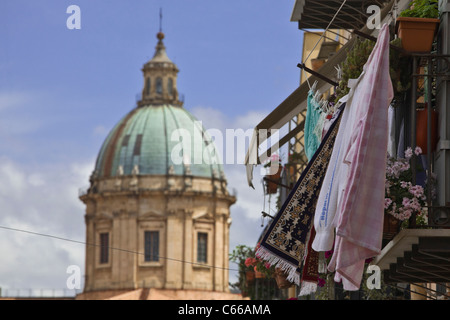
244;37;354;187
244;0;397;187
290;0;393;29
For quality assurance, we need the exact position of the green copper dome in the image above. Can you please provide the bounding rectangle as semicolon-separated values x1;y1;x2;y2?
94;104;225;179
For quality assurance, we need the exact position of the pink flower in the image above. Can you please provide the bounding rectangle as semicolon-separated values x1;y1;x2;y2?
405;147;413;159
409;185;424;198
400;181;409;188
414;146;422;156
244;257;254;267
324;250;333;259
384;198;392;209
264;262;271;269
402;197;411;207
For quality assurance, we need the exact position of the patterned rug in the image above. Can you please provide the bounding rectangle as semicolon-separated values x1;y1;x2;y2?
256;104;344;285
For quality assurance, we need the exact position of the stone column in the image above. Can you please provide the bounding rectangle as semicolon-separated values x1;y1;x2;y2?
84;213;95;291
165;209;183;289
183;210;193;289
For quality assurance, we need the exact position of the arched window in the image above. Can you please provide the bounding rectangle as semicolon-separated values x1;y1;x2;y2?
145;77;151;96
168;78;173;96
156;77;163;94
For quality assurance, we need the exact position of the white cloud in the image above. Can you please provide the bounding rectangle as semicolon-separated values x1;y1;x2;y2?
190;105;230;132
27;173;46;187
0;92;31;111
93;125;109;137
0;91;45;135
0;157;91;294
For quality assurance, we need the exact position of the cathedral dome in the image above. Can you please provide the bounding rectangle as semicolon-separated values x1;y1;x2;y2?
94;104;224;179
93;32;224;181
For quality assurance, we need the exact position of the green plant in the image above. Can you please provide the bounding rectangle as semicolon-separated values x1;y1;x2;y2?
253;243;276;278
335;38;375;102
336;37;411;106
288;152;305;164
229;245;255;294
229;245;254;272
399;0;439;19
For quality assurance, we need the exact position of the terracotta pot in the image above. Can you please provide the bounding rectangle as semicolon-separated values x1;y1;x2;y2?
395;17;440;52
254;267;265;279
383;213;400;241
416;106;438;154
311;58;325;71
265;165;282;194
245;270;255;283
274;268;293;289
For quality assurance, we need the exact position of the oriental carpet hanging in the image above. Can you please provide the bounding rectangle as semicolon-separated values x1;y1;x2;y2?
256;103;344;285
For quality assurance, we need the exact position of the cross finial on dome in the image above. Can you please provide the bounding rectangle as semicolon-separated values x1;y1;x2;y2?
157;8;164;41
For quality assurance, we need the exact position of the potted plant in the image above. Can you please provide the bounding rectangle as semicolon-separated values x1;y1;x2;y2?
383;147;431;240
264;154;282;194
311;58;326;71
244;243;276;279
395;0;440;52
229;245;256;295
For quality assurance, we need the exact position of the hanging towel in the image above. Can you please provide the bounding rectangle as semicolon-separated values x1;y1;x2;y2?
328;23;394;291
305;88;323;161
255;104;344;285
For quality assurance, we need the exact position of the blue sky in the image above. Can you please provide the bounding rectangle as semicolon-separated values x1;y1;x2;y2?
0;0;303;294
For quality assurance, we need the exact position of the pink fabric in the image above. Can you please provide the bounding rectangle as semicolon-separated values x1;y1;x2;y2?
328;24;394;290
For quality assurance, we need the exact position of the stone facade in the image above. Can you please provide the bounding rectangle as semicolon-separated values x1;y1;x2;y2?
79;174;236;296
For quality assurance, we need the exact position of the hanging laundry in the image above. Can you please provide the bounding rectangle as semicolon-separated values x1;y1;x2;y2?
387;105;396;158
327;23;394;291
313;111;326;143
312;96;353;253
255;103;344;285
304;83;323;161
321;100;338;139
298;226;319;296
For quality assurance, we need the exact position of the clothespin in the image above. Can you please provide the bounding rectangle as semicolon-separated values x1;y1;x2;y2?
335;65;342;80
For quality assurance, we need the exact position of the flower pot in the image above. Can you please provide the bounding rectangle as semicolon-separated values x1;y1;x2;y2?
395;17;440;52
416;106;438;154
265;165;282;194
383;213;401;241
245;270;255;283
254;270;265;279
274;268;293;289
245;271;255;282
311;58;325;71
